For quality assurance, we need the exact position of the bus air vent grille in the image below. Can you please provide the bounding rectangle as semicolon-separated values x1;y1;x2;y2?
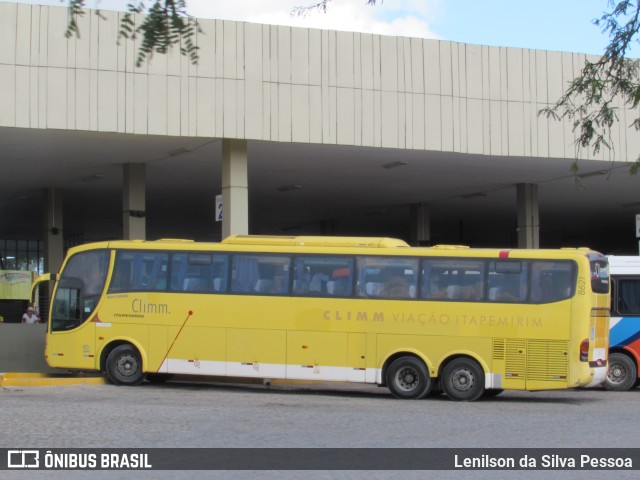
492;339;505;360
505;339;526;377
526;340;568;382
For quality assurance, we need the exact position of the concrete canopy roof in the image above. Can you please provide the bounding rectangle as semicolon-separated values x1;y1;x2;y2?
1;126;639;254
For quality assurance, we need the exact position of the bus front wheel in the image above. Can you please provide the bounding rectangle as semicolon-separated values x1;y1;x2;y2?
441;358;485;401
106;345;144;386
603;352;637;391
386;356;432;399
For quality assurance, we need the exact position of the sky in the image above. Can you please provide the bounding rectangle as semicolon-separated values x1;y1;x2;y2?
8;0;619;55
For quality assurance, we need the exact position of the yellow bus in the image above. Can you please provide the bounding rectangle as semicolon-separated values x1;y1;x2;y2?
34;235;610;401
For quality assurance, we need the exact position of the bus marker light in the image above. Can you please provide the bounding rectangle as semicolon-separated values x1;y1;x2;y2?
580;339;589;362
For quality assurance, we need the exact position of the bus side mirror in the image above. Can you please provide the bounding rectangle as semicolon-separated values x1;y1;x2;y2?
31;273;59;302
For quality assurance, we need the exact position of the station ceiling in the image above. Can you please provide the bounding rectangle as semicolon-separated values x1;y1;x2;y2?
1;127;639;254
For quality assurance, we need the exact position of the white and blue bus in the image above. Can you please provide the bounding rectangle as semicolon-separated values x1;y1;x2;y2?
605;256;640;391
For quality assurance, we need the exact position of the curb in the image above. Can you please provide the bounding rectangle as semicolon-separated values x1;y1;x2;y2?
0;372;107;387
0;373;336;388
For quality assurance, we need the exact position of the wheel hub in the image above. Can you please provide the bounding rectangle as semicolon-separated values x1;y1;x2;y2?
397;367;418;391
609;364;625;383
117;355;137;377
452;368;474;391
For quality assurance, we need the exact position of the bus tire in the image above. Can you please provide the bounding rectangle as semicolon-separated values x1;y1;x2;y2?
106;345;144;386
386;356;432;399
603;352;637;391
441;358;485;401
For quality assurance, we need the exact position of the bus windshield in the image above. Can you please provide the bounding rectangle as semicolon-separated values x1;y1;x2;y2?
51;250;110;331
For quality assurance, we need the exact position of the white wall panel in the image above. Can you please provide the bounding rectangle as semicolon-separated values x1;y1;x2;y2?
424;94;441;151
0;65;16;127
196;77;214;137
291;84;310;143
309;85;322;144
467;98;484;154
466;44;482;100
412;93;425;150
423;40;440;95
0;3;17;65
308;30;322;86
381;91;398;148
361;89;375;147
197;19;216;78
224;21;238;80
278;83;291;142
244;80;263;140
116;71;126;133
97;10;119;72
223;78;237;138
507;101;524;156
15;66;30;128
97;70;117;132
337;88;355;145
507;48;523;102
277;26;291;84
147;74;167;135
15;5;31;66
440;95;454;151
1;3;635;166
336;32;354;89
75;69;90;131
380;36;397;92
439;42;452;97
215;78;224;138
291;28;309;85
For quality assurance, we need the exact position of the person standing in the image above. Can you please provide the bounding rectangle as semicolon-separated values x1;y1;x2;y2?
21;306;40;324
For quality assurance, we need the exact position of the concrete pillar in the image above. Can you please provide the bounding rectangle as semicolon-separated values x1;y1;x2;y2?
123;163;146;240
222;139;249;238
43;188;64;275
517;183;539;249
410;203;431;246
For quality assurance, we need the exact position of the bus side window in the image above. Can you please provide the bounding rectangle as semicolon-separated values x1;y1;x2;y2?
108;252;168;293
618;279;640;315
292;256;353;297
357;257;418;300
170;253;228;293
231;254;291;295
421;259;484;301
530;261;575;303
487;261;528;303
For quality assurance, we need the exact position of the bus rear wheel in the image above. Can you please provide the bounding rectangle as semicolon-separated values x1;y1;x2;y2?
603;353;637;391
106;345;144;386
441;358;485;401
386;356;432;399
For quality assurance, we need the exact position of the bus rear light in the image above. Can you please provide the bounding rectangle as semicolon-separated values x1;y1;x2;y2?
580;339;589;362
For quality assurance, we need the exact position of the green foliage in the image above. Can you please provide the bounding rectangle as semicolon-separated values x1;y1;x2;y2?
540;0;640;174
65;1;200;67
292;0;379;17
64;0;85;38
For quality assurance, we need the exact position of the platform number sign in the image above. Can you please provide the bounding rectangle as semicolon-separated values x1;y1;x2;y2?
216;194;223;222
